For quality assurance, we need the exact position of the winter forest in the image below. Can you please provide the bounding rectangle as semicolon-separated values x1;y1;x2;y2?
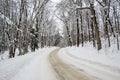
0;0;120;80
0;0;120;57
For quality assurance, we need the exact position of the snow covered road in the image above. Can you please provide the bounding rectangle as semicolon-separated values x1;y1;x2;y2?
58;48;120;80
49;48;94;80
0;48;58;80
0;47;120;80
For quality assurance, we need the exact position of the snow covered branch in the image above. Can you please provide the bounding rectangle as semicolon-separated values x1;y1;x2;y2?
0;12;14;25
76;7;90;10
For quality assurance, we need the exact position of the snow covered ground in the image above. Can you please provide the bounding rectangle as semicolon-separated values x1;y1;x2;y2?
58;46;120;80
0;46;120;80
0;47;57;80
63;45;120;68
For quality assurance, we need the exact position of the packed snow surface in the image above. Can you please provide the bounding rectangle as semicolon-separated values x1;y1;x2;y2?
0;47;57;80
58;46;120;80
0;46;120;80
64;45;120;68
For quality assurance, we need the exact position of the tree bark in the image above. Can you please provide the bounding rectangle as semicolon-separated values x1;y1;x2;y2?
90;1;102;50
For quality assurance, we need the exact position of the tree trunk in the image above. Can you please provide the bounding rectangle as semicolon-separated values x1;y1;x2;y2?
9;45;15;58
76;9;80;47
90;2;102;50
66;21;72;46
104;0;111;47
86;12;91;42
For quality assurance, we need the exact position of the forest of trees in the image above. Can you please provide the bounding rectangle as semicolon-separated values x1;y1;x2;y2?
0;0;120;58
56;0;120;50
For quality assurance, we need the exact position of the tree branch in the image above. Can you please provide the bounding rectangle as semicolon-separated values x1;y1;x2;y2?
96;0;104;7
76;7;90;10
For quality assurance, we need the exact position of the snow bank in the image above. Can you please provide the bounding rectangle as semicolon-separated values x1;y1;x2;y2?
58;46;120;80
65;45;120;68
0;51;9;60
0;47;57;80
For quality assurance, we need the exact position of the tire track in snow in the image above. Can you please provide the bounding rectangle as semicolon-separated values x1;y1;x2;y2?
49;48;95;80
66;50;120;73
58;49;120;80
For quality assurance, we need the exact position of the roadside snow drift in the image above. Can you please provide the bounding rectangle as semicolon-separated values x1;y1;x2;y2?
58;46;120;80
0;47;57;80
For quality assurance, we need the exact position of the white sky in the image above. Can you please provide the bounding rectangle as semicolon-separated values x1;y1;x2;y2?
48;0;63;35
50;0;61;3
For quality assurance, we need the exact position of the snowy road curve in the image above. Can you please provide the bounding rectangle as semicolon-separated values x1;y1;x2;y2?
50;48;120;80
0;48;120;80
49;48;94;80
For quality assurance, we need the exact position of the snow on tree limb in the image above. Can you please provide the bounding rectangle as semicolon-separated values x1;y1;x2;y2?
0;12;13;25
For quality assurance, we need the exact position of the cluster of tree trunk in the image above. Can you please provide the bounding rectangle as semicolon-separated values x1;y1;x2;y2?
56;0;120;50
0;0;61;58
0;0;119;58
